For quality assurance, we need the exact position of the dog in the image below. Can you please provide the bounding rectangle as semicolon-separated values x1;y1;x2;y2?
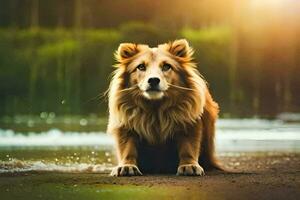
107;39;221;176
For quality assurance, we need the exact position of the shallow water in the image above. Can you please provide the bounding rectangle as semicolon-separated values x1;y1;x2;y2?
0;119;299;173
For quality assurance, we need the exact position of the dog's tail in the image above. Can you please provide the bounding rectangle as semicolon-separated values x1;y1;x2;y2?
199;90;224;171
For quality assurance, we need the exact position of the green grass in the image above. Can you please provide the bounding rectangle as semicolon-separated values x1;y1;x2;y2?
0;173;204;200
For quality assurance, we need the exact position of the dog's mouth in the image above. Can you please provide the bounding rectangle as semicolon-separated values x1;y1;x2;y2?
143;88;164;100
146;87;161;92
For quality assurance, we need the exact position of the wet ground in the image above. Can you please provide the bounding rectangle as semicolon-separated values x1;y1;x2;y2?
0;152;299;200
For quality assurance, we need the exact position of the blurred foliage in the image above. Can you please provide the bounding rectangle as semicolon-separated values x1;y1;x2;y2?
182;26;231;43
119;22;177;46
0;29;121;115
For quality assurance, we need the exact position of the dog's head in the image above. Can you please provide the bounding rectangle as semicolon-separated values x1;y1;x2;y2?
114;39;196;100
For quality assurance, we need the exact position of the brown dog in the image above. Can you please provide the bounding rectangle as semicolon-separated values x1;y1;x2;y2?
107;39;221;176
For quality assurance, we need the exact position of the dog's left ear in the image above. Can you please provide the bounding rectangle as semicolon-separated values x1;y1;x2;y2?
168;39;193;58
115;43;139;61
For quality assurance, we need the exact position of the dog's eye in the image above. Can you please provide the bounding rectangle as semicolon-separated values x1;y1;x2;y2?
137;63;146;71
162;63;172;71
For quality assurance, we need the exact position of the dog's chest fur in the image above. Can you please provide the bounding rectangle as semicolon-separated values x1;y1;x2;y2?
118;101;199;144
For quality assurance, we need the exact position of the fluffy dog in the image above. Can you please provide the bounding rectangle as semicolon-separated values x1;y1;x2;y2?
107;39;221;176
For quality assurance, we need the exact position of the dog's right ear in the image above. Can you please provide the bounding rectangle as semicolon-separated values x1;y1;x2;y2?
115;43;139;62
168;39;193;58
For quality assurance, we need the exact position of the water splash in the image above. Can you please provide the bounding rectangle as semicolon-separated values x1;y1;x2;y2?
0;159;113;173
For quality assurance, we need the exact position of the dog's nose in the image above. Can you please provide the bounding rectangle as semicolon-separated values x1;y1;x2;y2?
148;77;160;87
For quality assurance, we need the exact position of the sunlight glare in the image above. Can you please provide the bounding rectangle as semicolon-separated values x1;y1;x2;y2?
250;0;293;9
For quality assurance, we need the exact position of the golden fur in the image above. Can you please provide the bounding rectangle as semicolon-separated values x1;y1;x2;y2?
107;39;221;176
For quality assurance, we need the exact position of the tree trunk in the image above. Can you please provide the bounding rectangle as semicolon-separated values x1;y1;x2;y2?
74;0;82;30
30;0;39;28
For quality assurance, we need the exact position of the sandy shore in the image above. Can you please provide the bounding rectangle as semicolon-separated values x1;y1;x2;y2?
0;152;299;200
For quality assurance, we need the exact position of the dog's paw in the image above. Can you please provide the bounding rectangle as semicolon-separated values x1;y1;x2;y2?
176;164;205;176
110;164;142;176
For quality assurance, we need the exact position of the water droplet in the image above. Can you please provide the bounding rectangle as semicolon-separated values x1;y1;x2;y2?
40;112;48;119
48;112;56;119
79;119;88;126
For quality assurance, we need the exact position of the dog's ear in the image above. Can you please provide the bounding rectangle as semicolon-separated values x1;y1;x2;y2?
168;39;193;58
115;43;139;61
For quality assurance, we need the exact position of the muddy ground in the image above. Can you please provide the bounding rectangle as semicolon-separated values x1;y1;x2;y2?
0;152;299;200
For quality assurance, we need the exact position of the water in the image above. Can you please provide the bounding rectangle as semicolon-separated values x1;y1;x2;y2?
0;119;299;173
216;119;300;152
0;148;114;173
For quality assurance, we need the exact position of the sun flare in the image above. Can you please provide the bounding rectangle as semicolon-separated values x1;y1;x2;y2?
250;0;294;9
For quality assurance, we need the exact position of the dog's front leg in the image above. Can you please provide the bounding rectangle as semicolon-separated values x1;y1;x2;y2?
110;128;142;176
176;123;204;176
